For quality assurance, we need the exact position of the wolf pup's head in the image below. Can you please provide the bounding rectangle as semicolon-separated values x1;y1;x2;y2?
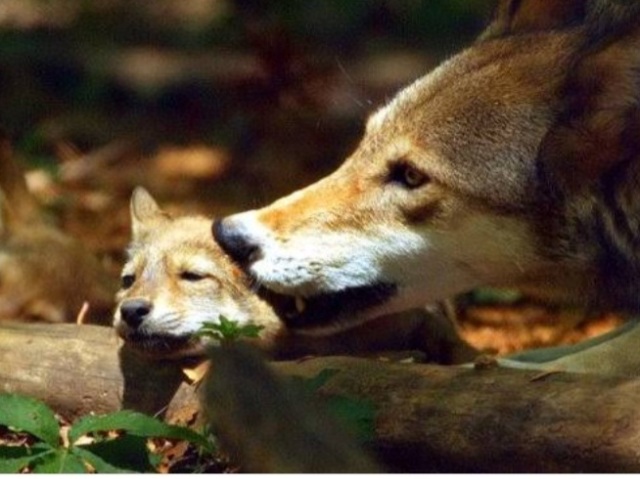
113;188;276;358
214;0;640;334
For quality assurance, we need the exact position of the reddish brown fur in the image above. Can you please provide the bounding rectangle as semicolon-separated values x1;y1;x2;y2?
214;0;640;323
484;0;585;38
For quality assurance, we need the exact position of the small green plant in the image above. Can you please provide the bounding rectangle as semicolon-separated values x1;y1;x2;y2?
198;317;375;443
197;316;375;443
0;394;213;473
469;288;522;305
195;315;265;344
291;369;376;443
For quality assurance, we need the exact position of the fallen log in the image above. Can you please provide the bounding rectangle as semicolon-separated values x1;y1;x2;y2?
0;321;198;422
275;356;640;472
2;321;640;472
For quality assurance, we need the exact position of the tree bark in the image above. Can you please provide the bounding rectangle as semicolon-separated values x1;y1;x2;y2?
2;322;640;472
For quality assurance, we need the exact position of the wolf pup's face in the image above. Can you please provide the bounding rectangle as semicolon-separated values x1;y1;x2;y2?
214;0;640;333
113;188;272;358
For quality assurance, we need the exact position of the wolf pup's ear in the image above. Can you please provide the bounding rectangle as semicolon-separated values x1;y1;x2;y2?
130;186;170;241
481;0;586;40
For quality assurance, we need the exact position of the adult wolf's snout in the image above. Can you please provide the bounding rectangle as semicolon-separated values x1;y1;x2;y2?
213;217;262;265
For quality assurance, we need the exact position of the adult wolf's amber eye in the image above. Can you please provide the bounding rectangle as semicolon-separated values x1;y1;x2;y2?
121;274;135;289
388;161;429;189
403;166;428;188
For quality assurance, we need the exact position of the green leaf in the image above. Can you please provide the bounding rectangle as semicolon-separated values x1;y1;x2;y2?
290;369;339;395
236;323;265;339
0;394;60;447
218;315;233;331
68;410;210;451
289;371;376;443
0;445;53;473
31;448;87;473
325;396;376;442
195;316;265;342
73;435;155;473
470;288;522;305
71;446;135;473
194;321;224;341
217;315;239;340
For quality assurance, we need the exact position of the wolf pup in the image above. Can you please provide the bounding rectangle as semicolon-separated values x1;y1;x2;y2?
114;187;475;362
213;0;640;335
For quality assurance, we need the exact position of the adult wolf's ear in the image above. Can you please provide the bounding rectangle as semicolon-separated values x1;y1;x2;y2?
482;0;640;41
538;1;640;191
130;186;170;241
585;0;640;41
480;0;586;40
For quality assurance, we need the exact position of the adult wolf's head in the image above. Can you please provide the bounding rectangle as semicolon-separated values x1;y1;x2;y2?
214;0;640;334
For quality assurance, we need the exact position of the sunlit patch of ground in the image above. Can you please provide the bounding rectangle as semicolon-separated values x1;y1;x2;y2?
459;303;624;356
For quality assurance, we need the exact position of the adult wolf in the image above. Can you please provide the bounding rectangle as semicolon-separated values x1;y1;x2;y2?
214;0;640;335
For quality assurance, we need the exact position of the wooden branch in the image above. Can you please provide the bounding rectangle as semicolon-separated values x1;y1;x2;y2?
274;357;640;473
0;322;198;421
2;322;640;472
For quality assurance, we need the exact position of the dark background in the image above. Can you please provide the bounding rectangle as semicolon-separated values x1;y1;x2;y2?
0;0;492;206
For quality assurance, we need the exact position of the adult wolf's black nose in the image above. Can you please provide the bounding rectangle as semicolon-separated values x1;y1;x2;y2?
120;298;152;329
213;218;260;265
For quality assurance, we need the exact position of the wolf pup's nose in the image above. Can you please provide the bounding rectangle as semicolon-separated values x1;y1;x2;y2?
120;298;152;329
213;218;261;265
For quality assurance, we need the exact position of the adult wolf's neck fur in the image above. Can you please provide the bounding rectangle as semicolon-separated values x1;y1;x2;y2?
518;0;640;312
